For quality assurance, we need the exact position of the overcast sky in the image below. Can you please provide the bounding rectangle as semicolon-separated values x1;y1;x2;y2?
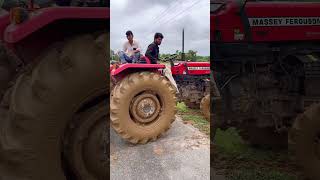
110;0;210;56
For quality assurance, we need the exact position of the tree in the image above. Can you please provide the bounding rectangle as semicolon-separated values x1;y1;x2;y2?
186;50;197;62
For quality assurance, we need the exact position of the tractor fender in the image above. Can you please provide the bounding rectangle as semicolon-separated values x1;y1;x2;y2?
111;63;167;83
111;63;166;76
4;7;109;43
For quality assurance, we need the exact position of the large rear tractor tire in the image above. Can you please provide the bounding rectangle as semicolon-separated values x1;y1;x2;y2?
184;100;200;109
200;94;210;121
239;126;288;149
289;103;320;180
0;33;108;180
211;80;222;140
110;72;177;144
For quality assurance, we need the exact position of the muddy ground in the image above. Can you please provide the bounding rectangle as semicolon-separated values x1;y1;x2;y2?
213;128;307;180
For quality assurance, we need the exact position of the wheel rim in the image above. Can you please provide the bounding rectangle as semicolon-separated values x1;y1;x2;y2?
130;92;161;124
66;105;108;180
82;118;107;178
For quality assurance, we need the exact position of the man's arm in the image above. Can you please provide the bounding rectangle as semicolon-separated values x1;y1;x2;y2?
145;44;157;64
123;44;127;52
123;42;128;53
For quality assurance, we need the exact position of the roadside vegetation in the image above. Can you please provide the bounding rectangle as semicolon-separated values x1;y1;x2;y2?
160;50;209;62
177;102;210;135
110;49;209;62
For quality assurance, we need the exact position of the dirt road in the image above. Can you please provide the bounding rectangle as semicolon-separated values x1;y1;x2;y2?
110;116;210;180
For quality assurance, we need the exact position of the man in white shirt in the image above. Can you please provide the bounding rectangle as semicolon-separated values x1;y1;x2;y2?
118;30;141;63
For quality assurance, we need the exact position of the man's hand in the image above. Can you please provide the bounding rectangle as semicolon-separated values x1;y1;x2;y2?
133;48;140;53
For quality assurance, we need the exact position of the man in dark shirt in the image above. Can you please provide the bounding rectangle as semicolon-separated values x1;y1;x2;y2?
2;0;53;9
145;33;164;64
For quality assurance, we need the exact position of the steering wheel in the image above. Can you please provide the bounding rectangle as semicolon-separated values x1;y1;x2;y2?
69;0;107;7
162;54;179;67
2;0;28;10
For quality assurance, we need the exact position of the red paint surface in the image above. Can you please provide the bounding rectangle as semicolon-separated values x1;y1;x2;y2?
4;7;109;43
211;0;320;42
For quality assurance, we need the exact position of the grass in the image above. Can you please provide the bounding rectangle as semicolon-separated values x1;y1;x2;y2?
214;128;247;156
177;102;210;135
177;101;302;180
177;102;188;113
213;128;302;180
228;168;297;180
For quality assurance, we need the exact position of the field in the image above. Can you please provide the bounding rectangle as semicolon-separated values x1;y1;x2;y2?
213;128;307;180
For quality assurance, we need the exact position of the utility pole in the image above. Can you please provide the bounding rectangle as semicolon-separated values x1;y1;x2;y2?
182;28;185;61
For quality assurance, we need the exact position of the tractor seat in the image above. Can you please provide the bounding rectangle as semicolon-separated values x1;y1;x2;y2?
138;56;151;64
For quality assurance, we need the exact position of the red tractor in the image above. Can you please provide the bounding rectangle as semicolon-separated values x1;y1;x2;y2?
211;0;320;179
170;58;210;109
163;54;210;120
109;51;211;144
0;1;109;180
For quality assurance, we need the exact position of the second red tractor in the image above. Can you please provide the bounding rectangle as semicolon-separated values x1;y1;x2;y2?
211;0;320;179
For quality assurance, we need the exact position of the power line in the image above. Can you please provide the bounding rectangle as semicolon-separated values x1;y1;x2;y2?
158;0;204;27
169;1;208;25
147;0;204;36
151;0;186;26
129;0;185;33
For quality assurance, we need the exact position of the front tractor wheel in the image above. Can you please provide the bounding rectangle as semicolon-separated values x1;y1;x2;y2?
289;104;320;180
111;72;177;144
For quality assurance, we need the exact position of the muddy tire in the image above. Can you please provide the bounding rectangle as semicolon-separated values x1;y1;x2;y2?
289;104;320;180
64;102;108;180
0;43;17;98
184;101;199;109
111;72;177;144
200;94;210;121
211;80;221;139
239;126;287;149
0;33;108;180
